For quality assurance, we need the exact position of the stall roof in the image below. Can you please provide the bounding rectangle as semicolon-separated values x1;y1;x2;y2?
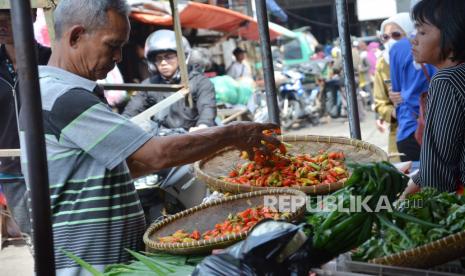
129;1;290;41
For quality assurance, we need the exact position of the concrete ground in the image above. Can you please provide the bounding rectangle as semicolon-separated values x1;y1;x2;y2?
0;239;34;275
286;111;388;152
0;111;388;275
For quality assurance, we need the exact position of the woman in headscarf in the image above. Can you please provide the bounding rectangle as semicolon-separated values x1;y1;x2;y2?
373;12;415;162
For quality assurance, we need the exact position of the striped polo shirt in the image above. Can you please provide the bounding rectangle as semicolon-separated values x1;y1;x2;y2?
20;66;153;275
412;63;465;192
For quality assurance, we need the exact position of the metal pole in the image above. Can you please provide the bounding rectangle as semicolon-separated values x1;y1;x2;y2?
335;0;361;139
102;83;183;92
9;1;56;275
255;0;280;126
246;0;254;16
169;0;193;108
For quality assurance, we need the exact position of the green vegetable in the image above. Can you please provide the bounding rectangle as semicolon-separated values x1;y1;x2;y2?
239;162;249;175
306;162;410;258
390;211;441;228
445;204;465;232
376;213;413;247
61;248;103;276
125;249;171;275
354;188;465;262
64;248;203;276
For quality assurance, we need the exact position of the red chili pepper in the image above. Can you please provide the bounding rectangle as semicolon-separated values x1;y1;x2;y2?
327;174;337;183
283;178;293;187
225;150;348;188
238;177;249;184
328;152;338;159
254;153;266;164
229;170;238;177
190;230;201;240
240;208;252;219
329;170;339;177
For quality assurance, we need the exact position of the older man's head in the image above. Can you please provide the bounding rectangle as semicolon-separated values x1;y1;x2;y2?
52;0;130;81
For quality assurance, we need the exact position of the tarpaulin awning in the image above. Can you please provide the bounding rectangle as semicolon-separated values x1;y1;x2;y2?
129;1;286;41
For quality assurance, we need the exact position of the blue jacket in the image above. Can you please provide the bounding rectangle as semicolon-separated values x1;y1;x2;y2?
389;38;436;142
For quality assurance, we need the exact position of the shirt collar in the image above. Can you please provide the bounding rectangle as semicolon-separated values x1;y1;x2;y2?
39;65;97;92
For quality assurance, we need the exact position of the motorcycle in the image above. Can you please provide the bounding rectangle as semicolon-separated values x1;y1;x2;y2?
317;72;367;121
278;67;320;129
250;64;320;129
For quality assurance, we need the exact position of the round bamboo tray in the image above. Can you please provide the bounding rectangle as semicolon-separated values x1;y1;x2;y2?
369;230;465;268
194;135;388;195
143;189;306;255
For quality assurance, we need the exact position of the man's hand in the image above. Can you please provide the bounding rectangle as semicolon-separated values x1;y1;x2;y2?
227;122;281;161
376;119;386;133
389;91;403;106
189;124;208;132
127;121;280;177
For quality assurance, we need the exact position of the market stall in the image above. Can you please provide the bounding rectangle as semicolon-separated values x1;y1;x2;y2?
62;137;465;274
128;0;283;41
127;0;297;126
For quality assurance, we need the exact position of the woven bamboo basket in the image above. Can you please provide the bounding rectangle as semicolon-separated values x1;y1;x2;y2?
143;189;306;255
369;230;465;268
194;135;388;195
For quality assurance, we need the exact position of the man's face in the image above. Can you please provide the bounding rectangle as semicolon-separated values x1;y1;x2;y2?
154;51;179;79
0;11;14;45
235;52;245;62
70;9;130;81
357;41;367;51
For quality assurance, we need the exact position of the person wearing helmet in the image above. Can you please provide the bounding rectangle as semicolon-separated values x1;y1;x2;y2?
123;29;216;133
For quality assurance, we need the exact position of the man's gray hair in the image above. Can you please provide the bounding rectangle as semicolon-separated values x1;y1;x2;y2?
54;0;130;40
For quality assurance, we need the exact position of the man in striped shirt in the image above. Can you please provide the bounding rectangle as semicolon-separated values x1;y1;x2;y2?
19;1;279;274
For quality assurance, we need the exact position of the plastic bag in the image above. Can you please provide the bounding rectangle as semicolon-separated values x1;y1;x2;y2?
236;79;254;105
210;75;239;105
192;220;333;276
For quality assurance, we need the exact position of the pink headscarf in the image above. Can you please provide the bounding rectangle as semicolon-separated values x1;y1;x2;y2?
367;42;380;75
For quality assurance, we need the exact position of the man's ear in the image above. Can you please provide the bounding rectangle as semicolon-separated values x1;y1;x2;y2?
68;25;86;48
